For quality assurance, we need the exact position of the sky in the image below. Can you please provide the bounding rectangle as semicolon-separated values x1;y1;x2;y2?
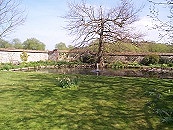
6;0;169;50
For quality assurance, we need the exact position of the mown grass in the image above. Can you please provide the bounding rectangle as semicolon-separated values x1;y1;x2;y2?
0;71;172;130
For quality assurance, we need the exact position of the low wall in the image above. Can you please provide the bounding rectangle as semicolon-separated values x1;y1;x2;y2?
106;53;173;63
0;49;48;63
49;49;173;63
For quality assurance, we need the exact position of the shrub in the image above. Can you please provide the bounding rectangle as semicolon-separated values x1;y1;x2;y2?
80;53;96;64
127;62;140;67
1;63;13;70
140;54;160;66
112;61;125;69
20;51;29;62
145;88;173;124
159;57;171;64
168;63;173;67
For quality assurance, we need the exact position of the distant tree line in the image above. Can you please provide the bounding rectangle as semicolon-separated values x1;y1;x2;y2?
55;42;74;50
86;40;173;53
0;38;46;50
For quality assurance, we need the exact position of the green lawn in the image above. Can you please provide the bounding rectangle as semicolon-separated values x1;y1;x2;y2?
0;71;172;130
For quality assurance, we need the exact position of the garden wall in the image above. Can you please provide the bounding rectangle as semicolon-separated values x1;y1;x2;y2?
0;48;48;63
2;48;172;64
49;49;173;63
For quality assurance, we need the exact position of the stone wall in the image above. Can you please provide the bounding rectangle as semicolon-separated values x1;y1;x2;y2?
49;49;173;63
0;49;48;63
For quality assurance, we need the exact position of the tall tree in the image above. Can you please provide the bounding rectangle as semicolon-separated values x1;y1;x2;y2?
55;42;67;50
148;0;173;43
12;38;23;49
0;0;26;37
0;39;12;48
64;0;143;67
68;45;74;50
23;38;45;50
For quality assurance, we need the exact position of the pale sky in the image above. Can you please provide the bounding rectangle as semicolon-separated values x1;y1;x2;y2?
6;0;168;50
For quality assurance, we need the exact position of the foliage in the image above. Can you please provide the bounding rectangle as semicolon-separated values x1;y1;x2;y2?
55;42;74;50
12;38;23;49
20;51;29;62
138;43;173;53
0;61;83;71
88;41;173;54
140;54;160;66
55;42;67;50
109;61;140;69
111;61;125;69
127;62;140;68
145;87;173;123
57;76;78;88
159;57;173;64
0;59;172;71
0;63;14;70
79;53;96;64
0;38;45;50
105;42;141;53
23;38;45;50
67;45;74;50
0;39;12;48
159;57;173;67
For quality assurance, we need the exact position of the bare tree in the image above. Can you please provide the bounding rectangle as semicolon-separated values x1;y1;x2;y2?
148;0;173;43
64;0;143;67
0;0;26;37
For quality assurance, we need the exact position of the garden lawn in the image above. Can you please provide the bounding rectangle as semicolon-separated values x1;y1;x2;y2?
0;71;172;130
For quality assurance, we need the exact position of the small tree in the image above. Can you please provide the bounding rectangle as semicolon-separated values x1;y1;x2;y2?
20;51;29;62
64;0;143;68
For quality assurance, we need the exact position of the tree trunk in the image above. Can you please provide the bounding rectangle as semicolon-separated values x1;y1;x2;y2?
97;23;104;68
97;38;104;68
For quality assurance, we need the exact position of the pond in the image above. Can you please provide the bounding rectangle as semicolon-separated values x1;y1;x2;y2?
34;67;173;79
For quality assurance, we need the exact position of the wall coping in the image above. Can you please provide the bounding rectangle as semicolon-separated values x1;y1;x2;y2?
0;48;48;53
51;49;173;56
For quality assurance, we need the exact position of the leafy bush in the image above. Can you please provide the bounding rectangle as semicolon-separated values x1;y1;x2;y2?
127;62;140;67
0;63;15;70
159;57;172;64
140;54;160;66
168;63;173;67
112;61;125;69
80;53;96;64
145;88;173;124
0;61;84;71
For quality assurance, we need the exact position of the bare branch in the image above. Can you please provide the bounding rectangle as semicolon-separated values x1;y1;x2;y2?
63;0;143;67
0;0;26;38
148;0;173;43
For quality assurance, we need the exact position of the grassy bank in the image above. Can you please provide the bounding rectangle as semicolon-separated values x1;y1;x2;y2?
0;71;172;130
